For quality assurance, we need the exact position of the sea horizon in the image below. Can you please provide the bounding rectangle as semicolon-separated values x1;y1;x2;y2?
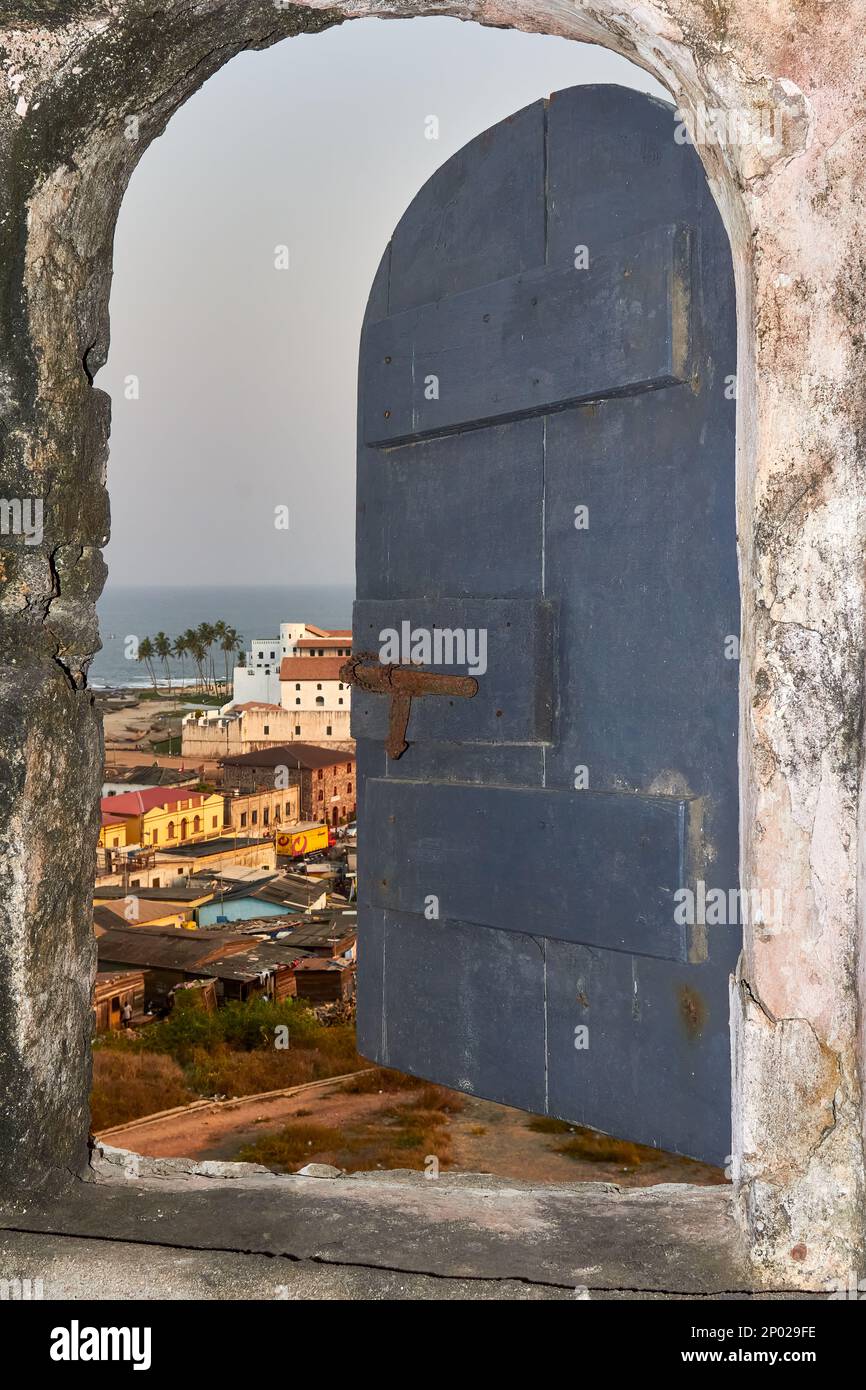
90;582;355;690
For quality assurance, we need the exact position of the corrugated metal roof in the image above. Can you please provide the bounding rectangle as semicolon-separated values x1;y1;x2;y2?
221;744;353;771
96;924;315;980
158;836;269;859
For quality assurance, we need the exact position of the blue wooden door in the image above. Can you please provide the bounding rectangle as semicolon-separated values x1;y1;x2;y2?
351;86;738;1165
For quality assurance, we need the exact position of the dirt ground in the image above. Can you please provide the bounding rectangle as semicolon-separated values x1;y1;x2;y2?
104;1079;726;1187
100;696;186;749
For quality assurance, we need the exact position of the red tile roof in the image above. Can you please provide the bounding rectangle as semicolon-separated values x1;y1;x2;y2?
279;656;345;682
303;625;352;639
100;788;206;818
231;702;284;712
295;637;351;650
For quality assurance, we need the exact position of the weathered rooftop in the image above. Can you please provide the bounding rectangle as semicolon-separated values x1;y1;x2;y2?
222;743;354;770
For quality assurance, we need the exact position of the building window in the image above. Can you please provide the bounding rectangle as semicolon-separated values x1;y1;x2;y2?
212;816;218;828
346;764;352;773
240;812;247;827
316;696;324;706
263;724;269;734
295;683;300;691
316;683;322;690
338;698;343;705
270;651;275;659
193;815;201;833
318;790;324;801
151;828;158;844
167;821;175;839
296;698;301;706
326;725;332;735
295;726;301;735
263;808;269;826
285;802;291;815
252;810;258;825
318;769;324;779
347;782;352;794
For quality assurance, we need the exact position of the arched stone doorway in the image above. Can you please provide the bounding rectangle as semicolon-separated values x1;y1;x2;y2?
0;1;862;1291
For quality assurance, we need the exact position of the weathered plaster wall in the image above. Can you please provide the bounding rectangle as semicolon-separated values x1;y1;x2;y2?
0;1;863;1288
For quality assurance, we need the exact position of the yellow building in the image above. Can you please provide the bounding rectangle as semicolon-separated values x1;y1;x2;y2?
98;788;226;850
99;810;137;850
140;792;225;849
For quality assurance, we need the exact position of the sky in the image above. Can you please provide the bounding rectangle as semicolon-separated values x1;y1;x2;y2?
97;16;666;589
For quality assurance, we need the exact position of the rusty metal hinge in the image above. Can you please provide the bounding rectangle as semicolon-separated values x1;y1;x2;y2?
340;652;478;759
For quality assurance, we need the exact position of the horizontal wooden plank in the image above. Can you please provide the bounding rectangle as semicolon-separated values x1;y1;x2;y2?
363;223;693;446
361;780;695;961
351;598;555;746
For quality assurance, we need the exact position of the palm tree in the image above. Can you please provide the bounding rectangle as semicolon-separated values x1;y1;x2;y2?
137;636;159;694
173;633;188;691
181;628;202;693
219;625;241;695
187;631;208;696
197;622;216;694
213;620;228;696
153;632;172;695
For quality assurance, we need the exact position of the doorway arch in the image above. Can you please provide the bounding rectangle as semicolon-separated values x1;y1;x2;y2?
0;2;861;1291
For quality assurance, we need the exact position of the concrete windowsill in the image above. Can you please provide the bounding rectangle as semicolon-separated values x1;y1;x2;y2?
0;1143;824;1300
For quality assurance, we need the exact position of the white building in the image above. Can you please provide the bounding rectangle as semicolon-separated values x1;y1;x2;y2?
277;655;350;739
230;622;352;707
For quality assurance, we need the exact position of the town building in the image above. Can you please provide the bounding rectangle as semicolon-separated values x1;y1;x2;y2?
154;837;277;878
220;744;356;826
92;970;146;1033
98;837;280;890
97;787;226;851
292;957;355;1006
231;622;353;707
95;924;317;1007
94;900;194;931
195;872;328;926
222;784;299;838
102;763;200;796
277;655;351;740
180;702;295;760
275;914;357;961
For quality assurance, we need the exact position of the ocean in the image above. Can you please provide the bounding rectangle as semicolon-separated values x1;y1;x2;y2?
90;584;354;690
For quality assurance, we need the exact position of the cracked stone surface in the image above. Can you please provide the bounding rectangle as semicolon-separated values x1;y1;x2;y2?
0;1152;789;1299
0;0;864;1291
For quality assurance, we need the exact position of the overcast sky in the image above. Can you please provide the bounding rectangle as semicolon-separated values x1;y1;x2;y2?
98;16;665;589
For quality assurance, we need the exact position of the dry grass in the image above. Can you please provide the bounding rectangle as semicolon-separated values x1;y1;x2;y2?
525;1113;719;1173
239;1079;464;1174
183;1033;360;1099
525;1116;573;1135
526;1112;655;1163
553;1129;656;1165
91;1008;363;1128
91;1051;195;1131
338;1065;429;1095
